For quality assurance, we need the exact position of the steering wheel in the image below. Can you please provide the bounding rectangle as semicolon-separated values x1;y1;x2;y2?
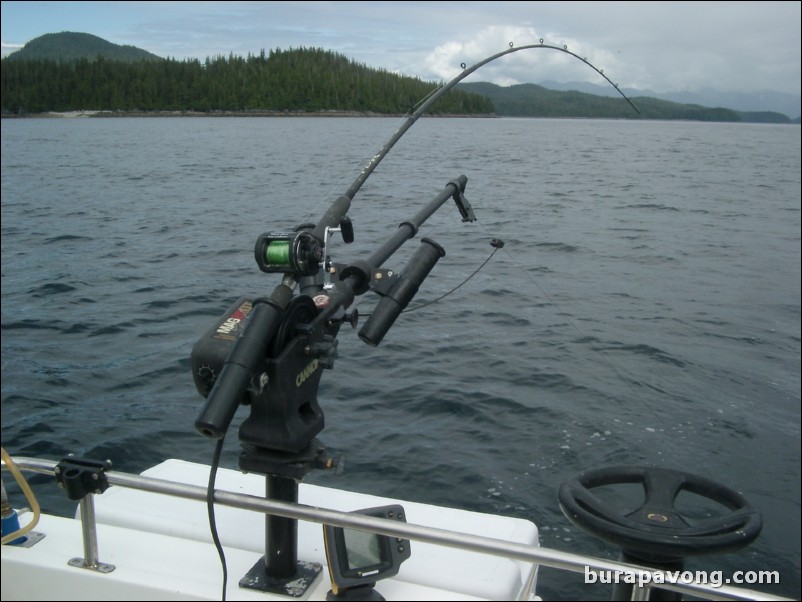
558;466;762;560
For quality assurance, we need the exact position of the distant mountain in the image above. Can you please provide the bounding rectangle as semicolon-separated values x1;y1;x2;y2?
538;80;801;122
456;82;793;123
4;32;163;63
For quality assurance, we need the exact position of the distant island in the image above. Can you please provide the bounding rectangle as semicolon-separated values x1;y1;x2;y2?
456;82;794;124
1;32;796;124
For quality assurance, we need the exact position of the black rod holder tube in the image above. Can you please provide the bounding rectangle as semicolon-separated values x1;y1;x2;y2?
194;284;294;439
359;238;446;347
367;175;466;269
311;176;466;334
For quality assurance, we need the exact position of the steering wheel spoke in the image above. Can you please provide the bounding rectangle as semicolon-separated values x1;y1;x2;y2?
642;468;685;508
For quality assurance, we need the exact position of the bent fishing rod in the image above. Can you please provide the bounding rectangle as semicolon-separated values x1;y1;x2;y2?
345;41;640;202
194;41;640;443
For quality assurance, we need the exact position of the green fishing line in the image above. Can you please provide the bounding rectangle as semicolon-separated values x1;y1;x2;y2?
265;241;291;267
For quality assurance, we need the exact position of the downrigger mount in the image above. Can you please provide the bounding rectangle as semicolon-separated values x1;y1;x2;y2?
191;174;476;596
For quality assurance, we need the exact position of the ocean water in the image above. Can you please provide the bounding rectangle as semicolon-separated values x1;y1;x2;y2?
1;115;800;600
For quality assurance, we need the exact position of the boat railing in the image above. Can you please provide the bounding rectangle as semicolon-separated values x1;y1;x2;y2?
2;455;792;602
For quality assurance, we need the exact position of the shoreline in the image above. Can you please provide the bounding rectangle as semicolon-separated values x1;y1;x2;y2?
1;109;499;119
3;110;796;124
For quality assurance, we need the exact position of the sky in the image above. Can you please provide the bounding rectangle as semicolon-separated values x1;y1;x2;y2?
1;1;800;97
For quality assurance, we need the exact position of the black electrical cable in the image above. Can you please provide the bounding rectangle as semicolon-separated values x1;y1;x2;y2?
207;436;228;601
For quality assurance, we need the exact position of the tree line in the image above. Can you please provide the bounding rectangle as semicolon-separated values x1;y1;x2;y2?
0;47;496;115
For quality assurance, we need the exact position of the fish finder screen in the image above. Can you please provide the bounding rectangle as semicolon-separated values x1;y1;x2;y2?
323;504;411;594
343;529;383;572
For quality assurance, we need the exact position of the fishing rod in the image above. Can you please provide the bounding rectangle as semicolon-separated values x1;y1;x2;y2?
344;41;641;202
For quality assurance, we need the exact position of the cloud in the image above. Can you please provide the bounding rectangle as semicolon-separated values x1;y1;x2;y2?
2;42;24;58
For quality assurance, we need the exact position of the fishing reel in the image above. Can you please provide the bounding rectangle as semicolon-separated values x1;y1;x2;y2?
255;231;323;276
254;217;355;281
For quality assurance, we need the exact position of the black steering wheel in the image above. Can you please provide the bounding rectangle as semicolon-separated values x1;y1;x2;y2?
558;465;762;560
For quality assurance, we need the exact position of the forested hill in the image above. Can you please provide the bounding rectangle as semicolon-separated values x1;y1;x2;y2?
456;82;793;124
1;42;493;115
